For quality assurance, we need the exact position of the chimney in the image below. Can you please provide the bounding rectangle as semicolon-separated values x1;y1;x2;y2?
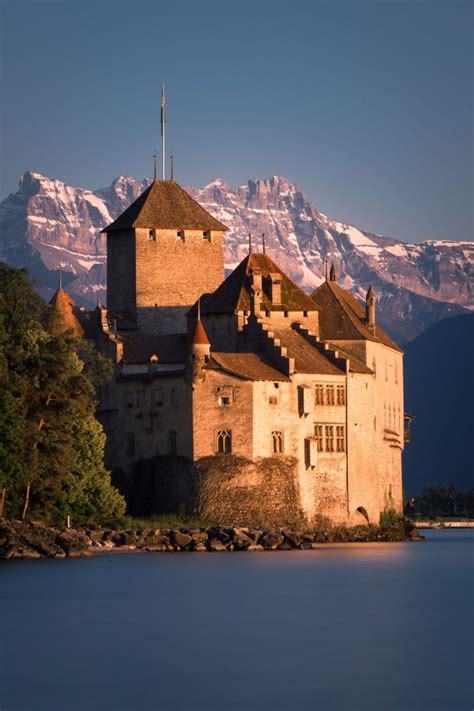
269;273;282;306
329;263;337;282
366;285;376;333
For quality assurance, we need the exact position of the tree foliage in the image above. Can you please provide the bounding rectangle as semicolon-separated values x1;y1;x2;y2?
0;263;125;524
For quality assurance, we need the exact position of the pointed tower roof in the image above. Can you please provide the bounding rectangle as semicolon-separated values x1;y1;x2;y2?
48;288;86;337
101;180;228;233
311;280;401;352
189;253;317;316
192;318;210;346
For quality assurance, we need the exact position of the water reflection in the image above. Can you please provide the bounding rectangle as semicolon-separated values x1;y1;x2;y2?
0;530;472;711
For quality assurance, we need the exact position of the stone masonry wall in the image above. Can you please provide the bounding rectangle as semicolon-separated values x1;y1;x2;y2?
195;455;304;529
107;230;136;314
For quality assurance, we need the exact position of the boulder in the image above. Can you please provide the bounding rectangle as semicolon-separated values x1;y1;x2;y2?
260;532;284;550
208;538;226;551
171;531;193;548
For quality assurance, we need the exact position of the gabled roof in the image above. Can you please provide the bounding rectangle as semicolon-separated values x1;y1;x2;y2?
101;180;228;233
311;281;402;352
273;329;345;375
190;252;317;315
207;352;289;382
47;288;86;337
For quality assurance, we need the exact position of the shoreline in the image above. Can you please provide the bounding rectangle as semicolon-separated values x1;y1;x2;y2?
1;517;423;560
413;520;474;529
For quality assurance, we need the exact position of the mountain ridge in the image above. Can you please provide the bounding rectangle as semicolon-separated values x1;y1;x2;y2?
0;170;471;342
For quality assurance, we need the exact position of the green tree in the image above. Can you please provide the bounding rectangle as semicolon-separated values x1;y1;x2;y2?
0;262;125;524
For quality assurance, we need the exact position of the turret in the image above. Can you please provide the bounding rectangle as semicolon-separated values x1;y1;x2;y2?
366;285;376;333
189;309;210;382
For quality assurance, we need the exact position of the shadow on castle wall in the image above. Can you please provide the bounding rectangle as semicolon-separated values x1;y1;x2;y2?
112;454;305;528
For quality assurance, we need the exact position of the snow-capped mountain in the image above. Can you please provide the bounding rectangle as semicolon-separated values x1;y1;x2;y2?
0;171;472;342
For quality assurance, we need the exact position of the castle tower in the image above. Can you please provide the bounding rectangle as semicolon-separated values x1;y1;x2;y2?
101;180;228;335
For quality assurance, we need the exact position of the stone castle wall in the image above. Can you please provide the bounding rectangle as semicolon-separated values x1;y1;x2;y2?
107;230;136;314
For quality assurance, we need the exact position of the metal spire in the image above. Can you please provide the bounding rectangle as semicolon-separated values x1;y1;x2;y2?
197;297;201;321
153;150;157;181
262;233;266;254
325;259;329;281
170;150;174;181
59;268;62;290
161;83;166;180
248;233;252;254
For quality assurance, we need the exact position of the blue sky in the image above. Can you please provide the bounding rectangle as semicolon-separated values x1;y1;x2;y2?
1;0;472;242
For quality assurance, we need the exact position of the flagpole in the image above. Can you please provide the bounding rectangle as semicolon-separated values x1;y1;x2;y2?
161;83;166;180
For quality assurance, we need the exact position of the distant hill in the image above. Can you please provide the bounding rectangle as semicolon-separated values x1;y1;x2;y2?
403;314;474;494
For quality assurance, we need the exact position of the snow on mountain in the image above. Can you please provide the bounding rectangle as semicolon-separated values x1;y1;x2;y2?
0;171;471;342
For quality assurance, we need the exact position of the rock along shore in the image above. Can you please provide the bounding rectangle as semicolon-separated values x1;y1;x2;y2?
0;518;422;560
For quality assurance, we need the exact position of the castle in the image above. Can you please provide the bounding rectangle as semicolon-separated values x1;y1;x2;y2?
52;178;409;527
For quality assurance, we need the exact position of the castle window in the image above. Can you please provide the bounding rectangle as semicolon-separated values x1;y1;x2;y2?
126;433;135;457
272;430;284;453
326;385;335;405
125;391;134;409
153;389;164;407
284;311;289;318
148;229;156;240
314;425;323;452
325;425;334;452
303;311;308;317
216;429;232;454
315;384;324;405
177;230;185;240
203;230;211;241
336;425;345;452
336;385;346;406
269;395;278;405
168;430;177;455
218;395;231;407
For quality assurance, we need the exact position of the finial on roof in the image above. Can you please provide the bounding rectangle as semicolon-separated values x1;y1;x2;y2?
197;297;201;321
170;150;174;181
325;259;329;281
329;262;337;282
153;150;157;181
96;298;101;308
248;233;252;255
59;269;62;290
161;83;166;180
262;233;266;254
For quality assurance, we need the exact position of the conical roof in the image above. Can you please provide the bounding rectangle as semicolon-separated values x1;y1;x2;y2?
48;288;86;337
101;180;228;233
192;319;210;346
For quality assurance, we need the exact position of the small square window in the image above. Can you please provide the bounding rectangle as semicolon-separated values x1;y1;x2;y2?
218;396;231;407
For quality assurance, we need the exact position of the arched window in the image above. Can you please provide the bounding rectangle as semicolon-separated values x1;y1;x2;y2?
356;506;370;523
168;430;177;455
272;430;284;453
216;429;232;454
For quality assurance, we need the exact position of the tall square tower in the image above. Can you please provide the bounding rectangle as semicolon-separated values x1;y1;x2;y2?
102;180;227;334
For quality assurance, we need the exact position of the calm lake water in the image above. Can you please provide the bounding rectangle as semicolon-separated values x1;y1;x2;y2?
1;529;473;711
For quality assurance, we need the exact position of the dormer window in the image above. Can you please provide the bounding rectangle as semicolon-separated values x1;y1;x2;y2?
203;230;211;241
177;230;185;240
148;229;156;240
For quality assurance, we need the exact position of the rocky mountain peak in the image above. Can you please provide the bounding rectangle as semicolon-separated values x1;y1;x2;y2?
0;170;472;342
